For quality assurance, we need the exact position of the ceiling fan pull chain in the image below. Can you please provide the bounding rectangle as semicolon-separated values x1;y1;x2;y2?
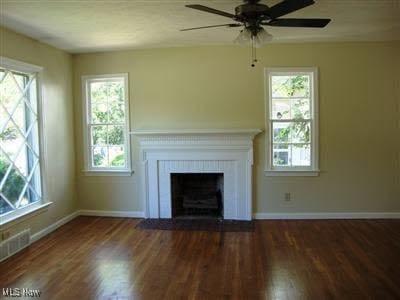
251;35;257;67
251;36;254;67
254;42;258;65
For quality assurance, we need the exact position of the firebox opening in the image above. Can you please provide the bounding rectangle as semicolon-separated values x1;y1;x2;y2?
171;173;223;219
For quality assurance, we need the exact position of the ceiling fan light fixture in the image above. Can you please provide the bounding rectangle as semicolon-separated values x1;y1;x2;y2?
234;28;253;46
234;27;273;47
255;27;273;46
234;26;273;67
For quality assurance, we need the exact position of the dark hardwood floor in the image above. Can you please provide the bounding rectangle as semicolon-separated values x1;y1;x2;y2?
1;217;400;299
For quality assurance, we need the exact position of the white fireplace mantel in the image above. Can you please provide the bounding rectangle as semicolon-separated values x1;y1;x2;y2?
130;128;261;135
131;129;262;220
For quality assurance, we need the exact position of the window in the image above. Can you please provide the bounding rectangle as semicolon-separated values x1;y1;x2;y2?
265;68;319;176
0;57;46;219
82;74;131;175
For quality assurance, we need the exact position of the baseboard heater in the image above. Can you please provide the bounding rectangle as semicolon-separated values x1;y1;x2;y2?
0;229;30;263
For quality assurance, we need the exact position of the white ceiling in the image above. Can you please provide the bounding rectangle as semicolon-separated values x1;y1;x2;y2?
1;0;399;53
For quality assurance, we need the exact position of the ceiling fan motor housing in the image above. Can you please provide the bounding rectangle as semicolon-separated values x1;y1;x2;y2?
235;3;270;22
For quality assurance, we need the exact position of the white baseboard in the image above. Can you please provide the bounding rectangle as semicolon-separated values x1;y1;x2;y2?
253;212;400;220
30;210;144;244
31;211;80;243
78;209;145;218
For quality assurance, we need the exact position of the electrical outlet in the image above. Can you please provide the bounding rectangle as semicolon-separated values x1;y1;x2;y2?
284;193;291;202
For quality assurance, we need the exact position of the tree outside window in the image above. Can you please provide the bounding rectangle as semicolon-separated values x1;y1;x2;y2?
267;68;318;172
0;67;42;216
83;74;130;172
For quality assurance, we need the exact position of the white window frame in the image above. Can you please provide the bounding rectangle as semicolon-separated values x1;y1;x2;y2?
264;67;319;177
81;74;132;176
0;56;51;226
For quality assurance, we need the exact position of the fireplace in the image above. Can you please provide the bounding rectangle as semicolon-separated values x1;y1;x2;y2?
171;173;223;218
131;129;261;220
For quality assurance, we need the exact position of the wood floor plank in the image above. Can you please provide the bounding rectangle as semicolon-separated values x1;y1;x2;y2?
1;217;399;299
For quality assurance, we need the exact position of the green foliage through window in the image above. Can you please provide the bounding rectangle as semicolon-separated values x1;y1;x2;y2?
1;67;42;216
87;77;127;169
0;158;25;209
271;73;313;167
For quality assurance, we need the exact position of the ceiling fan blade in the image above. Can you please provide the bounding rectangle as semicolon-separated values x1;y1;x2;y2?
268;0;315;19
185;4;236;19
266;18;331;28
181;24;241;31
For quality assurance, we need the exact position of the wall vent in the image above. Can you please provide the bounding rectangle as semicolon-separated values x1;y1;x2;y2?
0;229;30;263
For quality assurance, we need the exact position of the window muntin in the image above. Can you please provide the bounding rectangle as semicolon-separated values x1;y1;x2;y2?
83;75;130;172
267;68;318;171
0;66;42;216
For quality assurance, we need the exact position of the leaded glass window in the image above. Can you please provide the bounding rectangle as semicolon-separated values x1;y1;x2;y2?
0;64;42;216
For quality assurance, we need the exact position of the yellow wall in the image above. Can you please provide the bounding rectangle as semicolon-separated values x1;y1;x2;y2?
0;27;77;235
1;24;399;225
73;42;400;214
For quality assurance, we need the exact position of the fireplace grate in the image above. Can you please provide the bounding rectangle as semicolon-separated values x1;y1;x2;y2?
171;173;223;218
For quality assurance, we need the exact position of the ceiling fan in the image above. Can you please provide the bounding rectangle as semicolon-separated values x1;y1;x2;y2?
181;0;331;66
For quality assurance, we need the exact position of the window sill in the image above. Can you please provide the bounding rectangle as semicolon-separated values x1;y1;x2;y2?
0;202;52;228
82;169;134;177
264;170;320;177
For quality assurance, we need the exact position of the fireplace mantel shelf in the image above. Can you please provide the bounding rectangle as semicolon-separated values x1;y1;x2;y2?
130;129;262;137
